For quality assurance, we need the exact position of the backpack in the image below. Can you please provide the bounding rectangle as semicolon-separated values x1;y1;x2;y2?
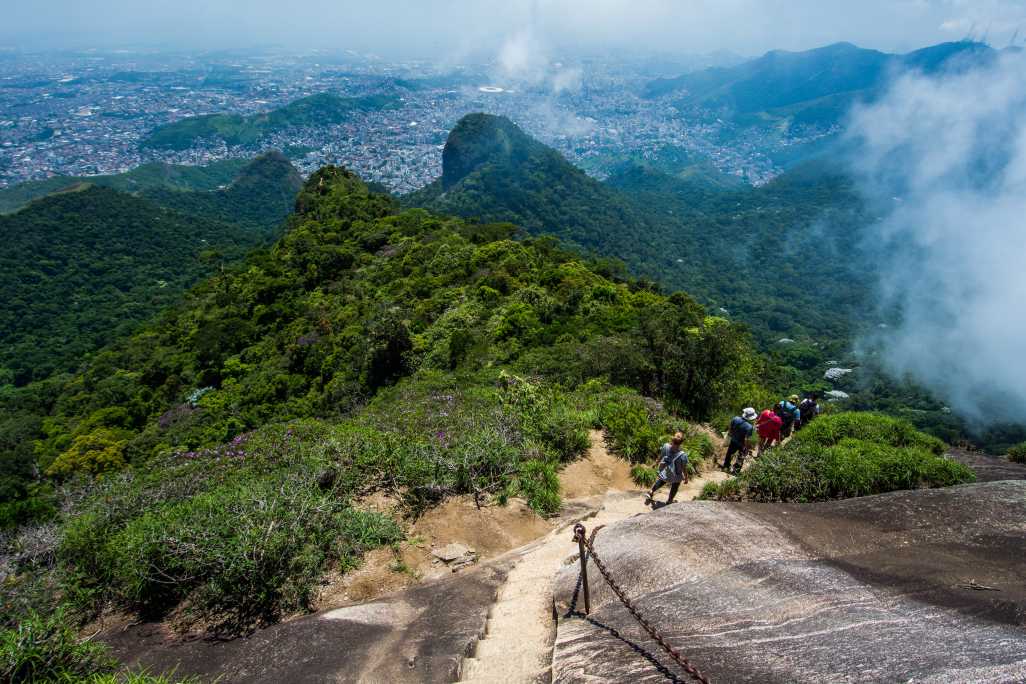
799;399;817;421
776;401;796;426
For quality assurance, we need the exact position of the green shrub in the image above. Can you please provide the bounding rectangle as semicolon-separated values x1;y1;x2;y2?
1007;442;1026;464
600;397;663;462
697;481;721;500
61;474;401;631
735;413;973;503
0;610;115;682
698;478;741;501
0;495;57;531
533;407;590;462
513;460;561;515
630;464;658;488
796;412;945;454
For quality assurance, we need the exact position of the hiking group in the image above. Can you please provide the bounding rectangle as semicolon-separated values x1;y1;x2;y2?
644;393;821;506
721;393;821;475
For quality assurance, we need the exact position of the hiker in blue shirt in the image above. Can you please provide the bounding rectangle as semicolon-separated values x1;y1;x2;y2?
776;395;801;438
644;431;689;506
722;408;756;474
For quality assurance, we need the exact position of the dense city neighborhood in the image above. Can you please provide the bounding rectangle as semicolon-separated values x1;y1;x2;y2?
0;48;829;192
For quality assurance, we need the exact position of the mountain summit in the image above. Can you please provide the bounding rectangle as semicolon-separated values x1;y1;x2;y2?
407;113;650;254
441;114;549;190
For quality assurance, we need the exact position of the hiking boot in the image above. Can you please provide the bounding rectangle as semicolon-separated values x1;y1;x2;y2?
644;492;653;505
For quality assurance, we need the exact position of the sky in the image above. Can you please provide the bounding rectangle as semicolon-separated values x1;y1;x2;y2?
3;0;1026;58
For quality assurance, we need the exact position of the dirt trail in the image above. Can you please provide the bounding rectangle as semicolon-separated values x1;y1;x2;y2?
458;431;727;683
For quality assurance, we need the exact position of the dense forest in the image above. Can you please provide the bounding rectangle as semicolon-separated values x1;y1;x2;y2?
0;153;302;387
406;114;870;349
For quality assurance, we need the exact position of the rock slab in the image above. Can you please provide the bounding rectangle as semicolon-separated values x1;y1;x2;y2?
552;481;1026;683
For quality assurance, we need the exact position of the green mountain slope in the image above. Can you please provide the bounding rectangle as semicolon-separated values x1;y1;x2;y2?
0;158;249;215
141;151;303;233
404;113;656;257
406;114;870;349
141;92;401;151
0;187;260;386
1;166;767;640
0;152;301;387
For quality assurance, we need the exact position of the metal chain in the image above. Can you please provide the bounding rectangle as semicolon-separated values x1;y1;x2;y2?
572;523;710;684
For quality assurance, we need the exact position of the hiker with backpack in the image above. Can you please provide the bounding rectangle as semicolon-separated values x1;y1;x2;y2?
775;395;801;439
797;393;820;431
645;431;689;506
756;407;783;455
722;408;756;474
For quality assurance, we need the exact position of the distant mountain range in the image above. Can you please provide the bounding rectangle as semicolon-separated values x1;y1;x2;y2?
642;40;1004;168
141;92;401;151
644;40;999;131
0;153;302;385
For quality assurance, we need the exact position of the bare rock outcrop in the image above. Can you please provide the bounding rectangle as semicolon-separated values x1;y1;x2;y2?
553;481;1026;683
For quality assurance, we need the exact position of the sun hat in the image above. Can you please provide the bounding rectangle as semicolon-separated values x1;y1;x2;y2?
742;407;757;421
788;394;799;403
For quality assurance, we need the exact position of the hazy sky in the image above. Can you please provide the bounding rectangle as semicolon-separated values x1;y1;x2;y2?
4;0;1026;58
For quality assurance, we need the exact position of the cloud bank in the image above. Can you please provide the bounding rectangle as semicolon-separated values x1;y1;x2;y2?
847;51;1026;424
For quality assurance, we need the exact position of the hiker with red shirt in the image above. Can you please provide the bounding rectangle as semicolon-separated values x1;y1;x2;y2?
756;408;783;456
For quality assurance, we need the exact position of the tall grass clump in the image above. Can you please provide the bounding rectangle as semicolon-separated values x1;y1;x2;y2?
0;609;115;682
1007;442;1026;464
709;412;973;503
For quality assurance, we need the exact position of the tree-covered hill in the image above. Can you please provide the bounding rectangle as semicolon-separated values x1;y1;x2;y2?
0;158;249;215
405;113;654;256
140;151;303;233
141;92;401;151
0;152;302;387
0;168;764;643
0;186;262;387
406;114;870;350
22;166;756;480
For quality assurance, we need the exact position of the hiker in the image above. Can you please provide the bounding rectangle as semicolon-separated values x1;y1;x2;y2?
797;393;819;431
645;431;689;506
775;395;801;439
722;408;756;474
756;407;783;455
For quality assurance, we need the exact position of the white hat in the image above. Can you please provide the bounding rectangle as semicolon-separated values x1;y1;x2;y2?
742;407;757;421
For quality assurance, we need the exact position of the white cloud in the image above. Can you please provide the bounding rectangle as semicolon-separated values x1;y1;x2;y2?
847;52;1026;423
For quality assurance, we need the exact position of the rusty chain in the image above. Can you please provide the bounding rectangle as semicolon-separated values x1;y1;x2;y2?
572;522;710;684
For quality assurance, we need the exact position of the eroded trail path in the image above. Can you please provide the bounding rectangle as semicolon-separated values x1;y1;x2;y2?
458;431;727;684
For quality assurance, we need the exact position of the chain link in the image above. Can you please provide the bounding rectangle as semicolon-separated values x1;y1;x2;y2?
572;522;710;684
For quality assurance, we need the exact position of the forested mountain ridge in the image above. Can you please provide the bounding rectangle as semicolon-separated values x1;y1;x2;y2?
405;113;653;256
141;151;303;233
406;113;871;350
0;187;252;386
0;158;249;215
20;166;754;480
644;40;998;127
0;152;302;386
